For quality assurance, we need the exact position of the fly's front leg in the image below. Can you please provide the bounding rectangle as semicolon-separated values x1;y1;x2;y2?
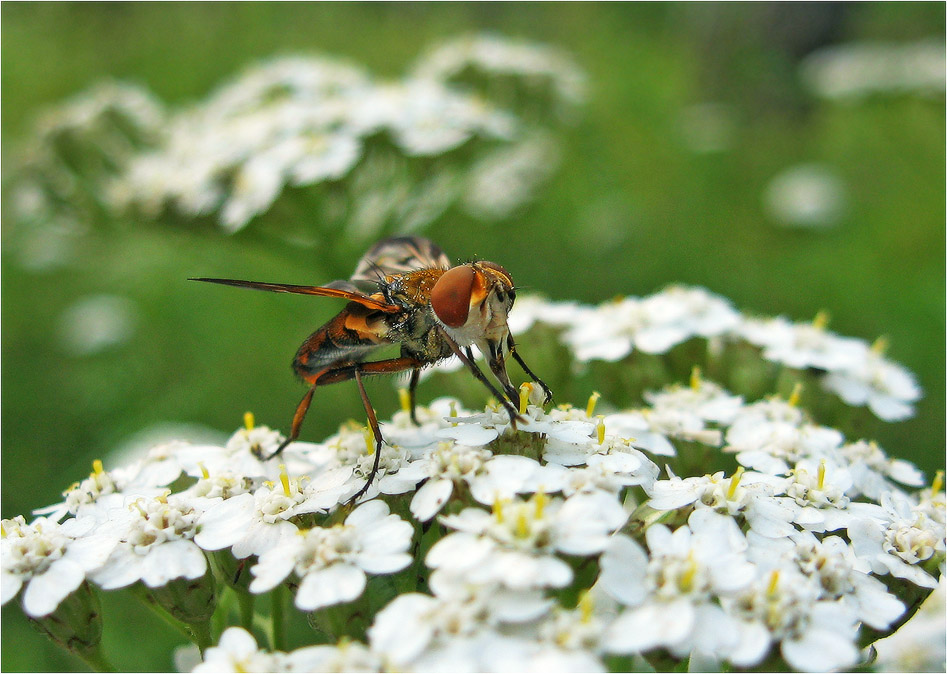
407;368;421;426
508;335;553;404
441;328;522;426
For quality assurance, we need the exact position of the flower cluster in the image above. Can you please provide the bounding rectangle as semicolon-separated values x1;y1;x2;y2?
6;34;585;255
497;285;923;422
3;320;943;672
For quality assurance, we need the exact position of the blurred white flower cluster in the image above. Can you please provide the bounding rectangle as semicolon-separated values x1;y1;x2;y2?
6;33;584;257
502;285;922;422
800;38;945;101
3;287;943;673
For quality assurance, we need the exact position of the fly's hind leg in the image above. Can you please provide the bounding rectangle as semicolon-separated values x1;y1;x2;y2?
312;356;424;501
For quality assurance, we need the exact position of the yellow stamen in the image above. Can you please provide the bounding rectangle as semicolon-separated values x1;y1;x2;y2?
812;310;830;330
493;497;506;523
156;490;170;504
279;465;291;497
198;462;210;480
596;416;606;445
243;412;254;431
515;510;530;539
363;426;376;456
788;382;803;407
132;499;148;518
679;551;698;593
519;383;533;415
727;467;745;500
578;590;594;624
817;460;827;491
932;470;944;495
767;570;780;596
92;459;104;476
871;335;889;355
586;391;601;417
533;489;547;519
398;388;411;414
690;367;701;391
449;401;458;418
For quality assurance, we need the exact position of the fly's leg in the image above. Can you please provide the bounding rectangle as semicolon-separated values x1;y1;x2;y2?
407;368;421;426
508;335;553;404
441;328;522;426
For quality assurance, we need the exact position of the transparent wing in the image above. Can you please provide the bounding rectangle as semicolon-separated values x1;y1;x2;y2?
350;236;451;286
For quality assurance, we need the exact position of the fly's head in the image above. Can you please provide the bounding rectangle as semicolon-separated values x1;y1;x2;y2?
430;261;516;349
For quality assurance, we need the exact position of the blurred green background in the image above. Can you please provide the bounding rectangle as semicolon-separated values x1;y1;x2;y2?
2;3;943;671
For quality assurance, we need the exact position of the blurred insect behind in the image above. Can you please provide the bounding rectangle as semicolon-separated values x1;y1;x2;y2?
192;236;552;500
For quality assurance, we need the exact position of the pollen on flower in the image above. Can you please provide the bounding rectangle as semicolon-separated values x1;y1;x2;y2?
812;310;830;330
279;464;291;497
243;411;255;430
398;388;411;414
932;470;944;495
92;459;105;475
596;416;606;445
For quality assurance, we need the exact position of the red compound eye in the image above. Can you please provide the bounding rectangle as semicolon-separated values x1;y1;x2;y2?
431;266;475;328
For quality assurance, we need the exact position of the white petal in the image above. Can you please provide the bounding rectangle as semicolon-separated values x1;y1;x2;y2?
410;478;454;522
345;499;390;528
141;540;207;588
604;599;695;653
1;571;23;606
368;593;437;666
436;424;499;446
599;535;649;606
295;563;366;611
356;552;412;575
22;558;85;618
781;628;858;672
194;493;256;551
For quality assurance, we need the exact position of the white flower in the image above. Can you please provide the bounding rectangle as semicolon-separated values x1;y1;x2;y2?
874;576;947;673
722;565;861;672
644;377;744;426
847;490;943;589
739;315;868;372
1;516;113;618
193;627;285;673
428;491;626;590
89;493;206;589
837;439;925;499
249;499;412;611
726;405;843;476
647;468;795;539
286;640;382;672
600;510;754;659
194;465;350;559
405;442;494;522
822;348;922;421
763;164;847;229
369;572;552;669
800;38;946;100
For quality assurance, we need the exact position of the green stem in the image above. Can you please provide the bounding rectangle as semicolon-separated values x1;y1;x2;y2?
270;585;286;652
237;591;255;632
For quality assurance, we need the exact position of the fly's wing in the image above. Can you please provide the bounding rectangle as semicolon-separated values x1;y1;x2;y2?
189;278;400;313
350;236;452;289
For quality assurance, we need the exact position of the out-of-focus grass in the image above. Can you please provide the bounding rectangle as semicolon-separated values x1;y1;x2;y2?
2;3;943;671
